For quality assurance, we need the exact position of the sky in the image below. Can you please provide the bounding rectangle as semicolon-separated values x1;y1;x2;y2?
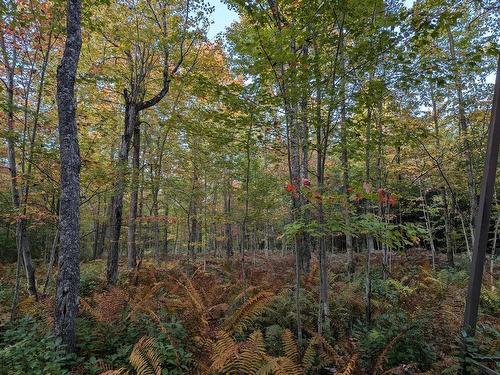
206;0;495;83
207;0;416;40
207;0;239;40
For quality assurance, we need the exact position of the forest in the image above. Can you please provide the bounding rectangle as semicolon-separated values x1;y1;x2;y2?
0;0;499;374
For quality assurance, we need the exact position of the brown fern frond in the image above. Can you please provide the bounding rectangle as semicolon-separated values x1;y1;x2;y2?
232;285;257;303
382;363;418;374
336;353;357;375
237;330;268;374
209;331;239;373
180;275;206;316
93;287;128;323
304;261;318;286
281;329;300;364
247;329;266;353
127;281;170;321
222;291;275;334
129;336;162;375
99;369;129;375
79;297;98;319
256;356;304;375
94;358;114;373
311;333;340;365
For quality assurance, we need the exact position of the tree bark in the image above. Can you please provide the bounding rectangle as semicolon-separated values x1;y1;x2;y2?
92;196;101;260
340;67;353;275
447;29;477;245
163;204;169;257
420;184;436;269
443;187;455;267
224;176;233;258
127;122;140;269
54;0;82;352
107;102;137;285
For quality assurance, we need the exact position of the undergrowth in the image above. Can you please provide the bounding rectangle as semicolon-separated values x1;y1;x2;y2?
0;253;498;374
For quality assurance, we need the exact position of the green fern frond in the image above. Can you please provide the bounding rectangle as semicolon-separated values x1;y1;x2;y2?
301;336;318;371
372;331;405;375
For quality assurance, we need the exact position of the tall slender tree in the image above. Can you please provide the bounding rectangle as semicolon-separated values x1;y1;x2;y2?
54;0;82;352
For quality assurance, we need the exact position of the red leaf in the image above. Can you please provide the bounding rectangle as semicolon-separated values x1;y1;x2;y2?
388;195;397;206
377;188;386;203
285;183;296;192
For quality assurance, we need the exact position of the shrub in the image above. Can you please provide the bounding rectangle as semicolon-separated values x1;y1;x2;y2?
356;311;436;372
0;316;75;375
80;261;106;297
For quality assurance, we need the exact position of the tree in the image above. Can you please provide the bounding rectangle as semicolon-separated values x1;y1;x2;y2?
1;1;39;310
104;0;207;285
54;0;82;352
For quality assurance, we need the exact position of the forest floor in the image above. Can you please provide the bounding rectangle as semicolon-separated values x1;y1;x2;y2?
0;250;498;374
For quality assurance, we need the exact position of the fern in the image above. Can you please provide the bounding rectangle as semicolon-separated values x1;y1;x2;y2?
255;356;303;375
180;276;206;316
129;336;162;375
281;329;300;364
100;370;129;375
209;331;239;373
301;336;319;372
372;331;405;375
80;297;98;319
336;353;357;375
222;291;275;334
237;330;268;374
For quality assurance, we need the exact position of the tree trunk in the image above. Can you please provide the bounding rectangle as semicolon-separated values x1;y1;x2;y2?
224;177;233;258
54;0;82;352
364;80;374;326
127;122;140;269
92;196;101;260
163;204;169;258
420;184;436;269
447;29;477;245
491;211;499;290
188;165;201;258
97;197;110;258
340;69;353;275
107;102;137;285
443;187;455;267
151;185;161;264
